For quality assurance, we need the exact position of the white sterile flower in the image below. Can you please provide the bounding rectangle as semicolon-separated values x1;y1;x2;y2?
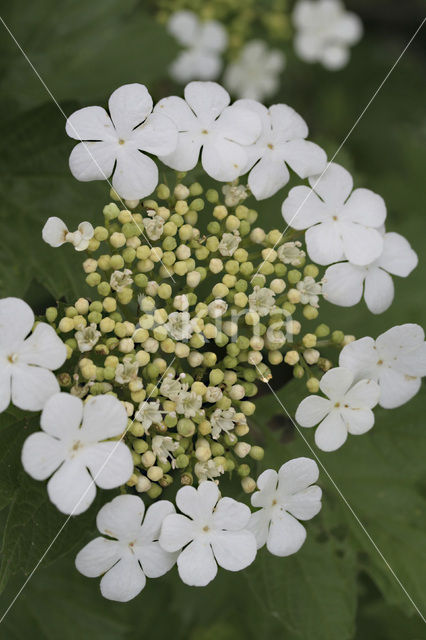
21;393;132;514
295;367;380;451
143;211;164;241
322;232;418;314
0;297;66;413
175;390;203;418
42;217;94;251
115;359;139;384
210;407;237;439
66;84;178;200
249;458;321;556
293;0;363;70
160;375;183;400
297;276;322;308
110;269;133;292
235;99;327;200
218;231;241;257
76;495;177;602
195;459;225;482
165;311;194;341
208;299;228;319
224;40;285;102
277;241;306;266
167;10;228;83
152;435;179;465
75;323;101;353
282;163;386;266
154;81;261;182
135;400;163;431
222;182;248;207
159;481;257;586
339;324;426;409
248;286;276;317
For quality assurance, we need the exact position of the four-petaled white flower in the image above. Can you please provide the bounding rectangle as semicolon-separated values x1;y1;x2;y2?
152;435;180;466
339;324;426;409
293;0;363;70
282;163;386;266
135;400;163;431
115;359;139;384
296;367;380;451
218;231;241;257
154;81;261;182
42;217;94;251
21;393;133;514
66;84;178;200
194;459;225;482
76;495;177;602
167;10;228;83
277;241;306;266
297;276;322;308
322;232;418;314
159;481;257;586
249;458;321;556
165;311;194;341
110;269;133;292
224;40;285;102
210;407;238;440
175;390;203;418
160;375;184;401
143;211;164;241
75;323;101;353
248;286;276;317
235;99;327;200
0;298;66;413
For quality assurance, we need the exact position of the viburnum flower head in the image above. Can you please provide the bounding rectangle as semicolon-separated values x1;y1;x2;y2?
249;458;321;556
159;481;257;586
66;84;178;199
339;324;426;409
154;81;262;182
0;298;66;412
296;367;380;451
167;10;228;82
282;162;387;266
42;217;94;251
293;0;363;70
235;99;327;200
21;393;133;514
76;495;177;602
322;231;418;314
224;40;286;102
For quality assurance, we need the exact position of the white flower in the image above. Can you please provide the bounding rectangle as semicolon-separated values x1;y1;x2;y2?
160;375;183;400
135;400;163;431
282;163;386;266
42;217;94;251
235;99;327;200
297;276;322;308
207;299;228;319
165;311;194;341
175;390;203;418
205;386;223;403
218;232;241;257
159;481;257;586
322;232;418;314
224;40;285;102
222;182;248;207
115;359;139;384
295;367;380;451
76;495;177;602
152;435;180;466
0;298;66;413
293;0;363;70
110;269;133;292
249;458;321;556
339;324;426;409
168;10;228;83
75;323;101;353
210;407;238;439
154;81;261;182
194;459;225;482
21;393;133;514
143;211;164;241
248;286;276;317
277;241;306;266
66;84;178;199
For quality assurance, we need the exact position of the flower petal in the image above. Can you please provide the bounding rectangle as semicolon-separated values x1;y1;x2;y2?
341;407;375;435
41;392;83;439
364;267;394;314
282;186;328;230
108;84;153;139
216;104;261;145
21;432;66;480
100;556;146;602
309;163;353;206
177;539;217;586
314;412;348;452
320;367;354;399
295;395;331;427
344;379;380;409
97;494;145;540
66;106;115;141
169;50;222;83
211;530;257;571
278;457;319;494
69;141;116;182
47;459;96;515
167;10;199;47
247;509;271;549
340;222;384;266
198;20;228;52
132;112;178;156
75;537;121;577
184;81;230;123
212;497;251;530
136;541;177;579
201;138;248;181
322;262;366;307
342;188;386;227
248;156;290;200
158;131;202;171
378;232;418;277
81;394;128;441
282;139;327;179
0;367;11;413
339;337;377;380
112;147;158;200
159;513;195;552
139;500;175;543
267;510;306;556
378;368;422;409
321;44;349;70
269;103;308;141
154;96;198;131
11;365;60;412
251;468;278;507
0;297;34;350
42;217;68;247
283;486;322;520
82;441;133;489
19;323;66;369
305;222;345;265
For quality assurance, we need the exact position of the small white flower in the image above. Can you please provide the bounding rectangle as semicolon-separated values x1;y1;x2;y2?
222;182;248;207
110;269;133;292
210;407;238;440
322;232;418;314
296;367;380;451
194;459;225;482
168;10;228;83
249;458;321;556
282;163;387;266
339;324;426;409
248;286;276;317
154;81;261;182
218;232;241;257
0;297;66;413
205;386;223;403
115;359;139;384
135;400;163;431
159;481;257;586
277;241;306;266
160;375;183;400
66;84;178;199
42;217;94;251
224;40;285;102
165;311;194;341
143;211;164;241
173;294;190;311
235;99;327;200
75;323;101;353
76;495;177;602
152;435;180;465
175;390;203;418
297;276;322;308
207;299;228;319
21;393;133;514
293;0;363;70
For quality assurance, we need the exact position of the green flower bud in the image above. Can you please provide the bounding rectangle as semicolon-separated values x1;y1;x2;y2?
238;464;251;477
288;269;302;283
250;445;264;460
209;369;224;385
177;418;196;437
303;305;319;320
45;307;58;323
86;272;101;287
206;188;219;203
157;183;170;199
103;203;120;219
175;454;189;469
147;484;163;499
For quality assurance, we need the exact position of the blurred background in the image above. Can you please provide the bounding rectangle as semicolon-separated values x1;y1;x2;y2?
0;1;425;638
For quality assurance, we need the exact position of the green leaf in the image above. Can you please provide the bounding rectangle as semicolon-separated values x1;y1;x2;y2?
0;409;37;511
